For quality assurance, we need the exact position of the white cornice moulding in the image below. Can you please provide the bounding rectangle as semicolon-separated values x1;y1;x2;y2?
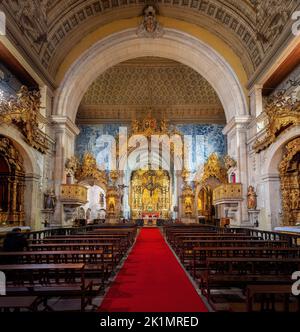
51;115;80;136
222;116;253;135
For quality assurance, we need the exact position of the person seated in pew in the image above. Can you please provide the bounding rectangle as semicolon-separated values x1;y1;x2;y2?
3;228;29;252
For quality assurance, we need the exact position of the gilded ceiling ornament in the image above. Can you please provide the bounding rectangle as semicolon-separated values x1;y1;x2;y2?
0;85;50;153
130;114;171;137
137;5;164;38
253;91;300;152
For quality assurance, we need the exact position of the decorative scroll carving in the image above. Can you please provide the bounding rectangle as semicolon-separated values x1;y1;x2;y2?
131;114;170;137
137;5;164;38
5;0;49;45
253;92;300;152
0;86;50;153
253;0;296;48
279;138;300;226
201;153;228;184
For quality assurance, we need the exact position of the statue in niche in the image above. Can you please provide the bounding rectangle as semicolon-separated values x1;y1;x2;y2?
44;190;56;210
247;186;257;210
99;193;105;208
108;201;115;213
86;208;91;221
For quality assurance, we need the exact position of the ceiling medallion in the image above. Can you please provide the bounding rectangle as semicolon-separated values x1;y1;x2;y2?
137;5;164;38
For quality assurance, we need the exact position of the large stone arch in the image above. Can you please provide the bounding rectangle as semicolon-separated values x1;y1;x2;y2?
54;29;248;124
262;126;300;176
260;126;300;229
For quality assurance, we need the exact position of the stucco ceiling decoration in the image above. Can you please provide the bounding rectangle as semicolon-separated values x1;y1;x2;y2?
1;0;298;87
77;57;225;124
1;0;297;84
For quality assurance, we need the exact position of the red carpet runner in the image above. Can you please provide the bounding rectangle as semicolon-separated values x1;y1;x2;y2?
99;228;208;312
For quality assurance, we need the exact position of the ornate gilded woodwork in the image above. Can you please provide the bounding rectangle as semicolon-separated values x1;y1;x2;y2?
60;184;88;204
182;183;195;217
279;137;300;226
201;153;228;185
131;114;170;138
213;184;243;204
0;136;25;226
130;169;171;219
254;92;300;152
65;153;107;186
0;86;50;153
106;185;121;218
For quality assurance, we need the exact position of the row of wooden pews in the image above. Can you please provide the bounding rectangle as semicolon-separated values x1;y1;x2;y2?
0;225;137;312
165;224;300;312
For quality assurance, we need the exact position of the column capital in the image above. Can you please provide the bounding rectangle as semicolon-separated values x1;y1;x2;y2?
51;115;80;136
222;116;252;135
248;84;263;96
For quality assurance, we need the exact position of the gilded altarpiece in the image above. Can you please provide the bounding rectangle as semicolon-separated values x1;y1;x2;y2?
130;170;171;219
279;138;300;226
0;136;25;225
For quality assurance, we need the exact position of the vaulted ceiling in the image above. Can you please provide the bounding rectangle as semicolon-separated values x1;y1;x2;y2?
1;0;299;89
77;57;225;124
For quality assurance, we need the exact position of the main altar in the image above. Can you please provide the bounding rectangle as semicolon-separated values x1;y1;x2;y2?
130;169;171;220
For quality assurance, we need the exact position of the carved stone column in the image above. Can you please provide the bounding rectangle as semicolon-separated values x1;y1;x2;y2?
52;116;80;226
223;116;252;226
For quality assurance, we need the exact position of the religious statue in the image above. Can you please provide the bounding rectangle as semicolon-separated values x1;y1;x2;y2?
224;155;237;170
108;201;115;213
86;208;91;221
247;186;257;210
44;190;56;210
99;193;105;208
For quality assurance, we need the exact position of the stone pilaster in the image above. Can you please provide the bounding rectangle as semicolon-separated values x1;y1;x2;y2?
51;116;80;226
223;116;252;226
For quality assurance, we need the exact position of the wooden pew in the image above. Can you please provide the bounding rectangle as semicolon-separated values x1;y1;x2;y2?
246;284;300;312
0;296;39;312
198;258;300;301
189;246;300;278
0;263;93;312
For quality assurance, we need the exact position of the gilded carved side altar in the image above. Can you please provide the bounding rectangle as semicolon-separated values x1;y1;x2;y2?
0;136;25;226
279;138;300;226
